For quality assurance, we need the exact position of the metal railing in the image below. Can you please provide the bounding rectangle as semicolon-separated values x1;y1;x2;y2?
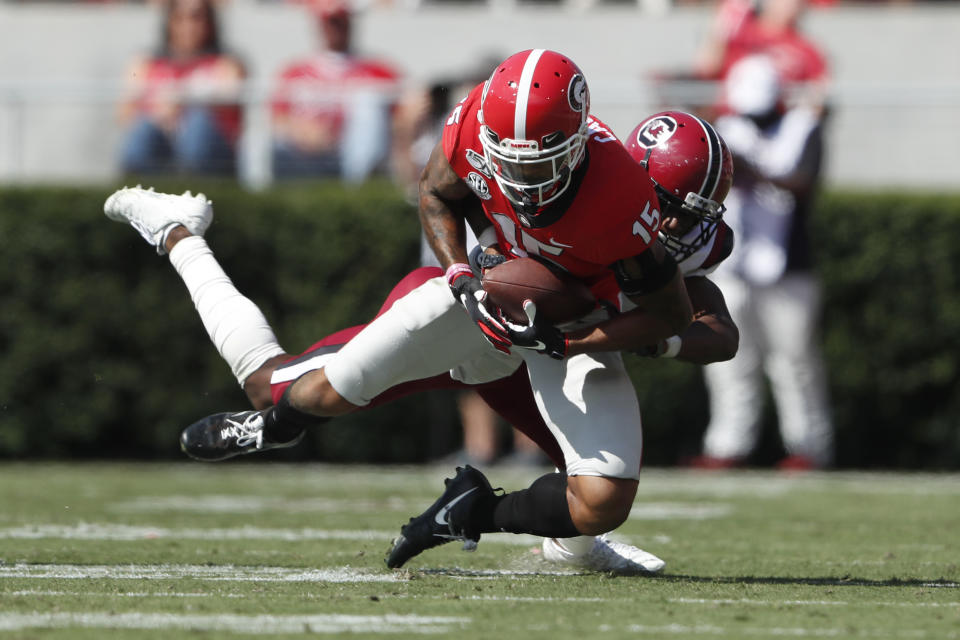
1;77;959;188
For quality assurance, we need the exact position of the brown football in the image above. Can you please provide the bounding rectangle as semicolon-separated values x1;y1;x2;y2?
482;257;595;325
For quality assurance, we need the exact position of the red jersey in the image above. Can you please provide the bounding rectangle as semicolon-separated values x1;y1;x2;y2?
724;28;828;86
271;51;400;137
136;55;243;142
442;83;662;304
713;0;829;86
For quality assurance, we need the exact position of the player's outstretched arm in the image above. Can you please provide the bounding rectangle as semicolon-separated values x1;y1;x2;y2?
656;275;739;365
564;241;693;356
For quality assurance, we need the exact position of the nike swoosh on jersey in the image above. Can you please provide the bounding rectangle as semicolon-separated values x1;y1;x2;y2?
434;487;479;527
547;238;573;248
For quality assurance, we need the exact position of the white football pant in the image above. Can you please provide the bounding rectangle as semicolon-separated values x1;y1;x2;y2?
702;273;834;467
316;276;644;479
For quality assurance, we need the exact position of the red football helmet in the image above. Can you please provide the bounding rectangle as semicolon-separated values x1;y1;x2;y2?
625;111;733;260
478;49;590;225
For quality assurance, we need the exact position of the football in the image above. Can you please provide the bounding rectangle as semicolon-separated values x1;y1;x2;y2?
482;257;595;325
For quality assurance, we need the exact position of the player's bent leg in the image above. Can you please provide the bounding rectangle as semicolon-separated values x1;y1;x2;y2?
565;475;637;535
243;354;294;410
285;367;363;417
182;276;472;463
184;270;480;464
474;366;665;574
539;475;665;575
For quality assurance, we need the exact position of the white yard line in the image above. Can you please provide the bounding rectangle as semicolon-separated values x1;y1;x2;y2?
0;613;952;638
634;470;960;497
0;523;541;546
0;612;466;634
6;589;243;598
108;496;731;521
5;590;956;608
669;597;960;608
0;524;393;542
627;503;733;520
109;495;414;514
3;589;603;602
0;563;587;582
624;622;956;638
0;564;402;583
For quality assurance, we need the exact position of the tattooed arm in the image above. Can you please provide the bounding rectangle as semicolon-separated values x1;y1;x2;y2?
418;141;482;270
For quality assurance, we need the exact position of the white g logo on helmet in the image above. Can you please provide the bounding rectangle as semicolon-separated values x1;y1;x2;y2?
568;74;587;113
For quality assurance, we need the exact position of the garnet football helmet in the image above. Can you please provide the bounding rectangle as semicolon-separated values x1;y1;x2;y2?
625;111;733;261
478;49;590;225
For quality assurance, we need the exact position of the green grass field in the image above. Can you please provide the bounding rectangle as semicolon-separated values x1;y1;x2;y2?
0;463;957;639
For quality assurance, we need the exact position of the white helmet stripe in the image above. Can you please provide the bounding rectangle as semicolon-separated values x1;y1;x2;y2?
692;115;723;199
514;48;545;140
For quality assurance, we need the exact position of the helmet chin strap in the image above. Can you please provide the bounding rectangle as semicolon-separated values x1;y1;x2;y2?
638;146;653;170
512;150;590;229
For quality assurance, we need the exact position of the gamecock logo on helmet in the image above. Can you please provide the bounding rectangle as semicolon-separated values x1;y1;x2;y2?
635;115;678;148
568;74;587;113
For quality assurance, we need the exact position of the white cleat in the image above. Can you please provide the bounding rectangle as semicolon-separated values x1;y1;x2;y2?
104;186;213;255
541;534;666;575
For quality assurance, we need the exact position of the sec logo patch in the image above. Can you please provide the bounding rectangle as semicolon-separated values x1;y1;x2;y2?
466;172;492;200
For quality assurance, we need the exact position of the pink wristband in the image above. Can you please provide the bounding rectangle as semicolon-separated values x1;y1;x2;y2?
445;262;474;286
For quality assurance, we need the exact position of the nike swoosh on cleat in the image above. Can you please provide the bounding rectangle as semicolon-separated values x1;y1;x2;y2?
434;487;479;527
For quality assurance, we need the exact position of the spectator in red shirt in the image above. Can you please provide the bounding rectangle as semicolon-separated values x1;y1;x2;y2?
696;0;830;115
270;0;402;182
118;0;246;177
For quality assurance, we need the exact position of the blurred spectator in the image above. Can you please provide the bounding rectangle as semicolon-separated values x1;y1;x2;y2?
452;389;550;468
696;0;830;113
118;0;245;177
695;54;834;471
270;0;401;182
391;60;497;201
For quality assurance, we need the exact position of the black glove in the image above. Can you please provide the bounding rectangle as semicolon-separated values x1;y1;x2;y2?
502;300;568;360
446;263;512;354
468;245;508;274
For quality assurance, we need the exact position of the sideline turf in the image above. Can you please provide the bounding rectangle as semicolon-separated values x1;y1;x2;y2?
1;463;957;639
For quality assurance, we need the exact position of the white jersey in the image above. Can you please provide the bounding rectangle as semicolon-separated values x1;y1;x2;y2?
672;220;735;278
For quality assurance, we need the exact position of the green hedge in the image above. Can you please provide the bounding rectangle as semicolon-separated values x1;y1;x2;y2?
0;181;458;463
631;190;960;469
1;184;958;468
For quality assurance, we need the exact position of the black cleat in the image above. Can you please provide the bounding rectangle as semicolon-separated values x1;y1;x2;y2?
385;465;497;569
180;409;305;462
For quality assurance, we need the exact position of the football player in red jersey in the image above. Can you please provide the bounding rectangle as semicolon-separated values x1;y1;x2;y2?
104;50;736;572
328;49;694;568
